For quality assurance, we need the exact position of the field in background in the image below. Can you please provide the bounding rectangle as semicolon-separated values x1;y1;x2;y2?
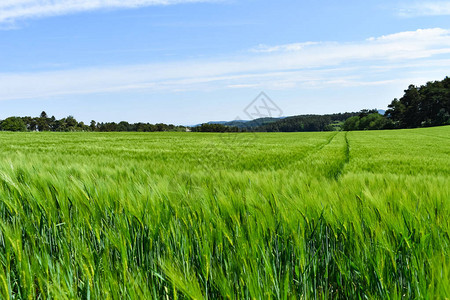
0;127;449;298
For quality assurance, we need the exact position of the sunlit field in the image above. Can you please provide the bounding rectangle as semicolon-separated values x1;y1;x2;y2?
0;127;449;299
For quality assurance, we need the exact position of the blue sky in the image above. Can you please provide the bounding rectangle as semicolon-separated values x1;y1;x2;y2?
1;0;450;124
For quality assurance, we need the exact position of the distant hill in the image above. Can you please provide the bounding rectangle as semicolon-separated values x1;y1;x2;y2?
205;117;282;129
195;113;362;132
255;113;359;132
206;120;246;125
192;110;392;132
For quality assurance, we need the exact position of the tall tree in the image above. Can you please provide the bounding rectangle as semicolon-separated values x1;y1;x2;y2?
37;111;50;131
90;120;97;131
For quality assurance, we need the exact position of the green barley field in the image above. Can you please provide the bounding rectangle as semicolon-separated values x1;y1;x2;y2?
0;126;449;299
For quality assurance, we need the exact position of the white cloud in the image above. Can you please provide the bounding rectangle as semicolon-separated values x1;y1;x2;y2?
0;28;449;100
0;0;218;24
251;42;319;53
398;1;450;17
367;28;449;41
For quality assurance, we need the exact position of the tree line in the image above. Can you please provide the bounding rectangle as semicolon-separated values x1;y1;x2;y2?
0;112;186;132
342;110;392;131
190;123;242;132
343;76;450;131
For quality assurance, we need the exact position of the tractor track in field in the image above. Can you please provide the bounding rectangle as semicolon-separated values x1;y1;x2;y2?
293;131;350;180
248;131;350;173
273;132;339;170
304;131;339;159
332;131;350;180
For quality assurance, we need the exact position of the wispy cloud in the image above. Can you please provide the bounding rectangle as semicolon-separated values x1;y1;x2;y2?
250;42;319;53
0;0;219;24
397;1;450;17
1;28;449;100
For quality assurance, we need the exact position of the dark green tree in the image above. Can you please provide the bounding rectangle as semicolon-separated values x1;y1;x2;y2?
22;116;37;131
90;120;97;131
0;117;27;131
342;116;360;131
63;116;78;131
386;77;450;128
117;121;131;131
37;111;50;131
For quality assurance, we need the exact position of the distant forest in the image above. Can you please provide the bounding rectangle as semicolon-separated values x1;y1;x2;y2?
1;77;448;132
